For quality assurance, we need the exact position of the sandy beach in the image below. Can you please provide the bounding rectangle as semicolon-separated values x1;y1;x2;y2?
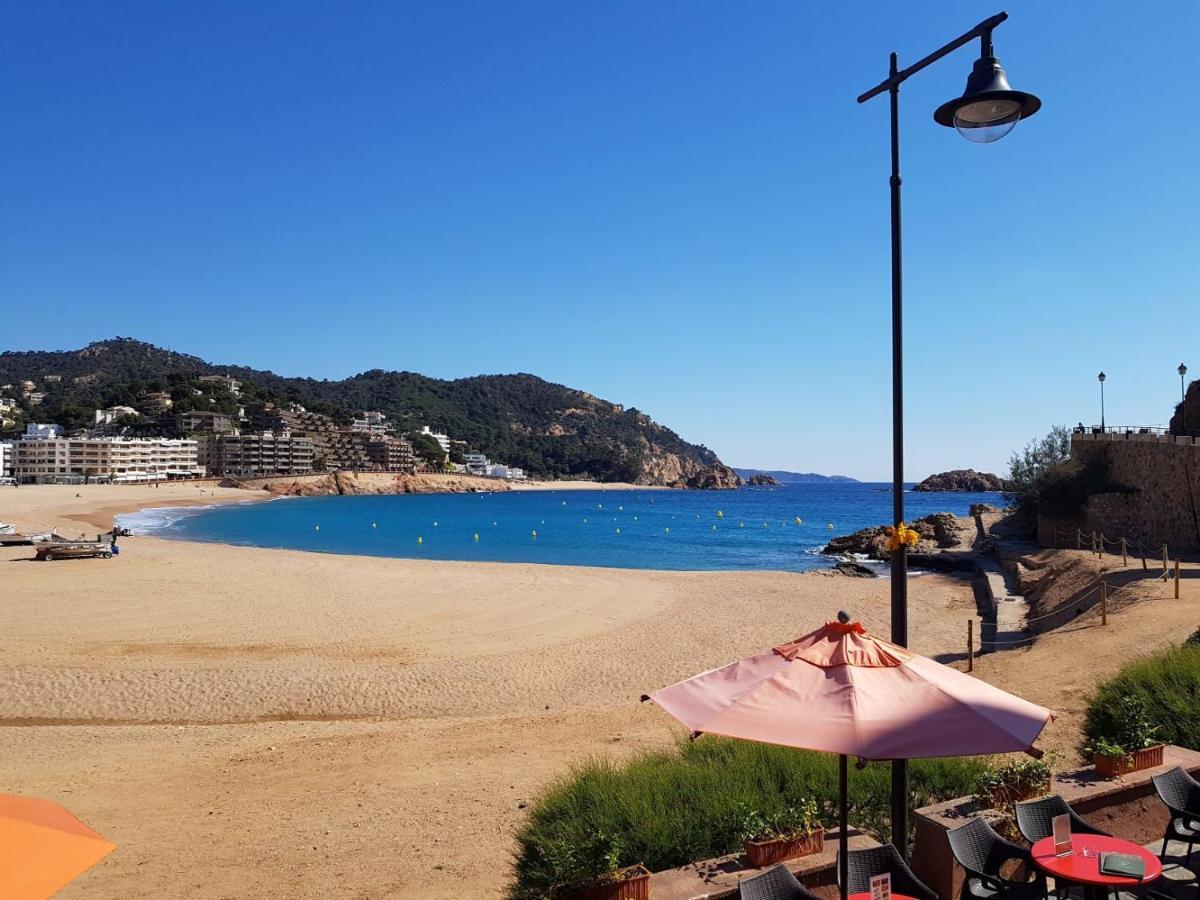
3;484;1198;898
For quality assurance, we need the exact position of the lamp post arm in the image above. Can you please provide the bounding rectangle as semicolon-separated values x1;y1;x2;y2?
856;11;1008;103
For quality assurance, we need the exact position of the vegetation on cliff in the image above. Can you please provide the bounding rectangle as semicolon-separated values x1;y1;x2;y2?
1006;425;1124;526
0;338;723;484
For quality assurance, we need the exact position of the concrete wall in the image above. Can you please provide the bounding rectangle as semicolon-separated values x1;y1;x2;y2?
1046;433;1200;552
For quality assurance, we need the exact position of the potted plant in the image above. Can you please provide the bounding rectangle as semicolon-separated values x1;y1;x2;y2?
546;831;652;900
739;799;824;868
1089;700;1161;777
976;756;1052;810
1088;696;1164;777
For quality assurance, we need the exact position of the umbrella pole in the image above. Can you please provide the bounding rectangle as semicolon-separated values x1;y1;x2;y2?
839;753;848;900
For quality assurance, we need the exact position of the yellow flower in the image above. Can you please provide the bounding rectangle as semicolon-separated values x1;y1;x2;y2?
884;522;921;551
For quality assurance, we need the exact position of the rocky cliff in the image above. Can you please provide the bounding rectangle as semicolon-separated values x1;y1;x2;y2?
913;469;1007;492
822;512;967;560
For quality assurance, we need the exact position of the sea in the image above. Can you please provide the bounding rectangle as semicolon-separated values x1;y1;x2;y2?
118;483;1003;573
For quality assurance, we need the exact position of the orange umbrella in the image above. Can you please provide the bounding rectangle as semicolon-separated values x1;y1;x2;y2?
0;795;116;899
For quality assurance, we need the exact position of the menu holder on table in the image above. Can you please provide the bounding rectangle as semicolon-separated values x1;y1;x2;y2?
869;872;892;900
1052;813;1073;857
1100;853;1146;880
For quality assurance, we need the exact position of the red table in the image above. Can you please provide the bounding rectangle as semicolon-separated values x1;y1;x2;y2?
1031;835;1162;900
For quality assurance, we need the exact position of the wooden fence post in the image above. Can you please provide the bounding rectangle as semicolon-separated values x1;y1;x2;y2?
1121;537;1127;567
1101;581;1108;625
1098;534;1104;558
1164;545;1170;576
1176;559;1182;599
1076;530;1082;550
968;619;974;672
1142;544;1148;571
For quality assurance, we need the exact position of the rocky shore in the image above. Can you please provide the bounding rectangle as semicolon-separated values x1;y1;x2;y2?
822;512;969;560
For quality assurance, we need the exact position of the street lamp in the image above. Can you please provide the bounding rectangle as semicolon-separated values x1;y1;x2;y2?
1098;371;1107;431
1180;363;1188;403
857;10;1040;856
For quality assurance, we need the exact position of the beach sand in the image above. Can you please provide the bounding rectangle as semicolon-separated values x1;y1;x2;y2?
2;485;1197;897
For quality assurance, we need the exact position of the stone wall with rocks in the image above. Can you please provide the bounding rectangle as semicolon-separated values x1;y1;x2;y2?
1040;432;1200;552
1169;379;1200;436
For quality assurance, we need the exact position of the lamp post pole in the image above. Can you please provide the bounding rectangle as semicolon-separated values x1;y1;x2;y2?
1098;372;1106;431
857;10;1040;856
1180;364;1188;404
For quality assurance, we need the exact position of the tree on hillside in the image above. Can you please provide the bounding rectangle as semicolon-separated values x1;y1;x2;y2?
1006;425;1118;528
407;431;447;469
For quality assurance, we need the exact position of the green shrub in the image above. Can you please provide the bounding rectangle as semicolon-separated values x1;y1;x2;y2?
1083;644;1200;754
509;737;985;899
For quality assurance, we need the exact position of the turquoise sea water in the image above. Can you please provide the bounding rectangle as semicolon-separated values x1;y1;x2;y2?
121;483;1003;572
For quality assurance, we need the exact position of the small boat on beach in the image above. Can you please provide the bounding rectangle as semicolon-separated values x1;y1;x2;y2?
32;533;117;561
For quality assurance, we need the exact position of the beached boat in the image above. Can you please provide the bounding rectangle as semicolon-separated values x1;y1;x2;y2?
33;534;116;561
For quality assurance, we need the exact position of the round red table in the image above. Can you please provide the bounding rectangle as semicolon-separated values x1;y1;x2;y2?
1031;835;1162;900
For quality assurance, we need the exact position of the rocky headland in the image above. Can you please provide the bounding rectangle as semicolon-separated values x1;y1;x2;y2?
913;469;1008;492
744;473;781;486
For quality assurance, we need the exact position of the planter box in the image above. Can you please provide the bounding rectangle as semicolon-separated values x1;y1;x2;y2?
1094;744;1166;778
983;780;1049;809
562;865;652;900
744;831;824;868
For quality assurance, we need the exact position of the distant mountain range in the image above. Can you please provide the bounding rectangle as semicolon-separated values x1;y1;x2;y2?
0;338;731;486
733;468;859;484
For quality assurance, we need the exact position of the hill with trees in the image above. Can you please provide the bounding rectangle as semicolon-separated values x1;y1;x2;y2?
0;338;728;485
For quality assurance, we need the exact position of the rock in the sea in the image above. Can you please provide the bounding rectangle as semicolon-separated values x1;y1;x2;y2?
822;512;966;559
832;560;878;578
681;465;743;490
745;473;781;486
912;469;1008;492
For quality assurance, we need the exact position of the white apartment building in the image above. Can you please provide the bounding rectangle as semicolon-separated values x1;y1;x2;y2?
12;435;204;484
94;405;139;426
198;374;242;396
0;441;13;478
24;423;64;439
351;411;389;434
463;451;489;475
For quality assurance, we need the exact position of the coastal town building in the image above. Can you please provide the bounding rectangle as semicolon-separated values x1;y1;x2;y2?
351;411;389;434
26;392;46;406
11;434;204;484
175;410;235;434
24;423;64;440
141;392;174;413
198;374;242;396
0;397;16;413
420;426;451;455
0;441;13;478
202;433;315;477
463;451;489;475
363;435;416;473
94;405;139;426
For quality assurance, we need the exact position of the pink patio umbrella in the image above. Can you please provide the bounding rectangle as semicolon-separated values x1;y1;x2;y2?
644;614;1052;900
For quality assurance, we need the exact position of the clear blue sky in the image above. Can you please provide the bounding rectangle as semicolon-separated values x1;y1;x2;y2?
3;2;1198;480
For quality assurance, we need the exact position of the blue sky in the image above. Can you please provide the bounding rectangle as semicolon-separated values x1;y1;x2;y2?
3;2;1198;480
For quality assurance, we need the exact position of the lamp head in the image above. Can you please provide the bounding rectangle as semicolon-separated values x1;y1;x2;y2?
1098;371;1106;383
1180;363;1188;377
935;53;1040;143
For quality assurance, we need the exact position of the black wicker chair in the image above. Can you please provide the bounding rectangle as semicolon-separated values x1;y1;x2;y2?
1014;795;1112;844
840;844;938;900
947;817;1047;900
739;864;820;900
1152;766;1200;862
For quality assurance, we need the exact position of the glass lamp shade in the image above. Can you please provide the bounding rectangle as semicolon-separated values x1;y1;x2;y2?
934;55;1039;143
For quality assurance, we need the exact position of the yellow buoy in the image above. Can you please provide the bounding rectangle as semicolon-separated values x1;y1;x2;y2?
763;522;769;528
417;536;423;544
473;533;480;542
716;510;724;518
584;517;589;523
531;530;538;539
433;521;439;527
615;527;621;534
827;523;834;530
315;525;320;531
711;524;716;531
665;527;670;534
739;522;745;528
372;522;377;528
633;516;638;521
794;517;802;525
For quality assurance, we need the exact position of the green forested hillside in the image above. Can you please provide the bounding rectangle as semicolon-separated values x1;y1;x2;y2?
0;338;722;482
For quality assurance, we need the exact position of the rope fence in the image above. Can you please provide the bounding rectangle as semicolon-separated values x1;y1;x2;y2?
965;541;1184;669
